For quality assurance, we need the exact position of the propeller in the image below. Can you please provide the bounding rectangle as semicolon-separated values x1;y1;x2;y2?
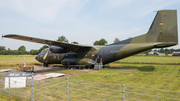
43;45;50;60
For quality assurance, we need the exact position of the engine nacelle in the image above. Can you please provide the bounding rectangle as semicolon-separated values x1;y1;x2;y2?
50;46;64;53
65;52;77;58
61;58;76;65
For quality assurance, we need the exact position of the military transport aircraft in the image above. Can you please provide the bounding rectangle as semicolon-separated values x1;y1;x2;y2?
2;10;178;68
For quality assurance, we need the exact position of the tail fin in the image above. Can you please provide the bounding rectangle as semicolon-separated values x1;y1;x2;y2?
129;10;178;45
109;10;178;46
147;10;178;43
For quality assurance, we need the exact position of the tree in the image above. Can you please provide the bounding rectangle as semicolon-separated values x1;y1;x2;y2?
93;38;108;45
98;38;108;45
159;48;164;53
57;36;69;43
18;46;26;52
39;45;49;53
170;49;175;53
93;41;99;45
164;48;168;53
113;38;120;43
71;41;79;44
30;49;39;55
0;46;5;51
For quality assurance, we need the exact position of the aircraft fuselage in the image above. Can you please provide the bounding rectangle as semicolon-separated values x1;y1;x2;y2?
35;41;176;67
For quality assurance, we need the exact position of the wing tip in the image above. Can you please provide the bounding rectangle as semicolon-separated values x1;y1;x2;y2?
2;34;18;37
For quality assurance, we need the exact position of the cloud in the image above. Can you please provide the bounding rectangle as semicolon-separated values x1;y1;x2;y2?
1;0;178;24
112;27;142;36
97;0;135;11
105;0;133;8
0;0;89;23
95;0;180;19
104;27;142;43
131;0;180;17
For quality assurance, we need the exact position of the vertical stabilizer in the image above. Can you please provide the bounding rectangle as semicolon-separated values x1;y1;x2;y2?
113;10;178;45
147;10;178;43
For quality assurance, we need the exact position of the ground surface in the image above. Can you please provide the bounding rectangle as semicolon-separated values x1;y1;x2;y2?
0;55;180;100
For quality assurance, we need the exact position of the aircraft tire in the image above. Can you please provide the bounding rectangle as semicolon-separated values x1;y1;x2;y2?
43;63;48;67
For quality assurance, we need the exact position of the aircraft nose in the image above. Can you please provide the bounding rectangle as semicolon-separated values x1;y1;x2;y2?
35;54;43;62
35;55;38;60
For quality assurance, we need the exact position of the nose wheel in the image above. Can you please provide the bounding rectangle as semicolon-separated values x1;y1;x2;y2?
43;63;48;67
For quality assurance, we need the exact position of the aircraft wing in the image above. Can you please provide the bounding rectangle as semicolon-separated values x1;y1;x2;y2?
2;34;95;51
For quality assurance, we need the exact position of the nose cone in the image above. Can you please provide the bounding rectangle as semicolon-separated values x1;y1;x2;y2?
35;54;44;63
35;56;38;60
35;55;40;61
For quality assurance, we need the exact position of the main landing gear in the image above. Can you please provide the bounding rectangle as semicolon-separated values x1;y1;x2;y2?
43;63;48;67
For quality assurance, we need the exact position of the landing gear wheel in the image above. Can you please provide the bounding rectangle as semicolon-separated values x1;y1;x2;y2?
43;63;48;67
85;66;91;69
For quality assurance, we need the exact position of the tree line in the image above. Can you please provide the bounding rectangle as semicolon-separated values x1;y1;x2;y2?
0;45;46;55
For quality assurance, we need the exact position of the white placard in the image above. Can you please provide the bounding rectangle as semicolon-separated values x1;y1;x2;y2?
5;72;26;88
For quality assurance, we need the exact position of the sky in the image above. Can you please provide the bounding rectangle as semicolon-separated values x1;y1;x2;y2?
0;0;180;51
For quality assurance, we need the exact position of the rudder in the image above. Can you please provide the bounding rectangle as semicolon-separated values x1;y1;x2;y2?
108;10;178;45
147;10;178;43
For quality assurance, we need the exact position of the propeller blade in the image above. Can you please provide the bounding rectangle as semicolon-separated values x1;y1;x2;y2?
43;48;49;60
46;45;50;48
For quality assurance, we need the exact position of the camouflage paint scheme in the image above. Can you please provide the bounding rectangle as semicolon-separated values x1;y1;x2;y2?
3;10;178;67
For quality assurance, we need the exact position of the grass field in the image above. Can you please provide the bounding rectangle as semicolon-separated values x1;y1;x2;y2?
51;63;180;100
0;55;41;68
0;55;180;100
75;63;180;91
2;63;178;101
117;55;180;65
0;94;20;101
1;55;180;68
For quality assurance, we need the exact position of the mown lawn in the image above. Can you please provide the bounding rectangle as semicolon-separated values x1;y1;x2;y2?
65;63;180;100
0;94;20;101
1;55;180;67
0;55;180;100
0;55;41;68
0;63;180;100
70;63;180;91
117;55;180;65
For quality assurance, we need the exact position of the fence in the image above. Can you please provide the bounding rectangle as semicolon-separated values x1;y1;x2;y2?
0;72;180;101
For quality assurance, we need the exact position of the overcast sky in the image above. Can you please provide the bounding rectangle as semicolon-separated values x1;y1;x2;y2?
0;0;180;51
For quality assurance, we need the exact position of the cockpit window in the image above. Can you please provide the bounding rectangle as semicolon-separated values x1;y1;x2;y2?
40;48;48;54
